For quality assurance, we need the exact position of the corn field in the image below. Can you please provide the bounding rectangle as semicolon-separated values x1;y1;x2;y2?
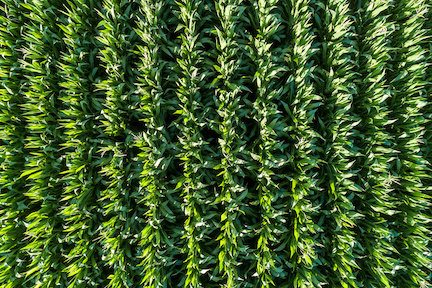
0;0;432;287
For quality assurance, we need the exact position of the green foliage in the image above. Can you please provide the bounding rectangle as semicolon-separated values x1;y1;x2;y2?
0;0;431;287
